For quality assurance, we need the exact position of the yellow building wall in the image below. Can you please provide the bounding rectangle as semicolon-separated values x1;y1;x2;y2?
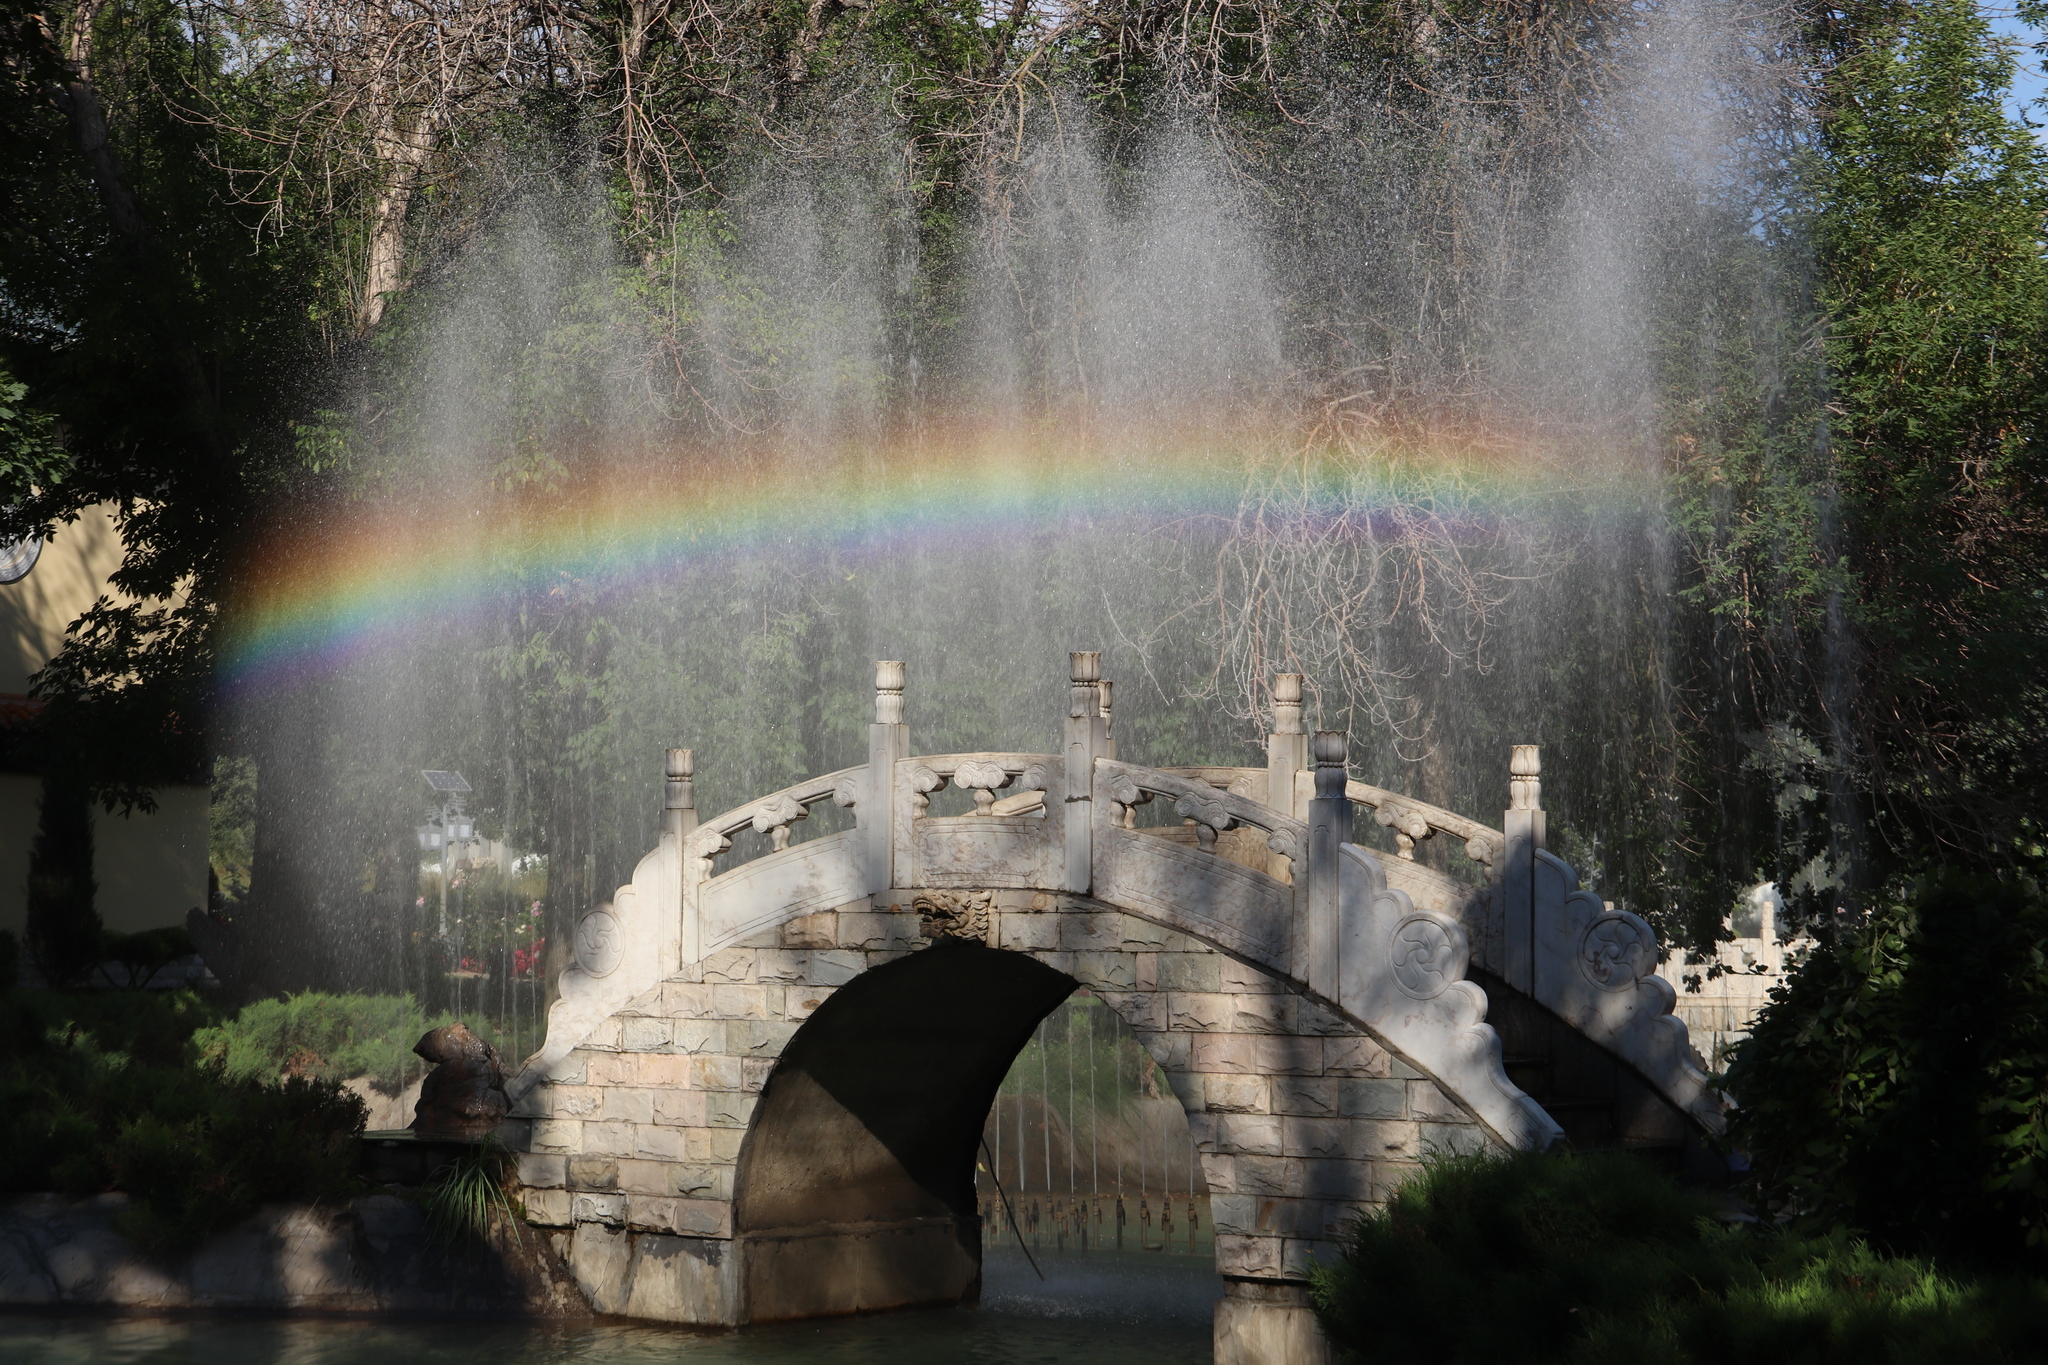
1;505;210;941
0;505;125;696
0;776;212;938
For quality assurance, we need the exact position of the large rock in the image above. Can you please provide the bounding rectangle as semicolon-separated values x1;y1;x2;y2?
411;1021;509;1139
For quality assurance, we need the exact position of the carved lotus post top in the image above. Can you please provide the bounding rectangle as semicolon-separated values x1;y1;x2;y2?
1390;914;1467;1000
1069;651;1100;683
1579;913;1656;991
1272;673;1304;735
1510;744;1542;811
875;661;905;725
665;748;695;812
1313;730;1347;767
575;906;625;978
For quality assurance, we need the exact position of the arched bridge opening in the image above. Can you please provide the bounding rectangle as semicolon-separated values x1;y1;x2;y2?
732;939;1073;1320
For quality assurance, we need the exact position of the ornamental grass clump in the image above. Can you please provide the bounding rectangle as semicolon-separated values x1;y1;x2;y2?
1309;1149;2048;1364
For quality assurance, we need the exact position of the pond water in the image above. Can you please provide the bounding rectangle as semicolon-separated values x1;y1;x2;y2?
0;1248;1216;1365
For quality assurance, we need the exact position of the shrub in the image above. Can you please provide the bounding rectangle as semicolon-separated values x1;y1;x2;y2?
0;1001;365;1258
192;992;452;1091
1310;1149;2048;1364
1724;870;2048;1266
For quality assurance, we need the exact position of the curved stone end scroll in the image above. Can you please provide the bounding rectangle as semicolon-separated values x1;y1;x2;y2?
1337;844;1564;1152
1533;851;1725;1135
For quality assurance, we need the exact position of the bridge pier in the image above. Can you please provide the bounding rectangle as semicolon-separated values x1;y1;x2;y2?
1215;1279;1334;1365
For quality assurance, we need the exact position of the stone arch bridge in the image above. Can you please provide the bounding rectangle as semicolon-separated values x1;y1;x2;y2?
505;655;1722;1364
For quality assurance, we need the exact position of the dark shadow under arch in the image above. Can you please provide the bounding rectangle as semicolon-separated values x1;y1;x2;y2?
731;939;1077;1321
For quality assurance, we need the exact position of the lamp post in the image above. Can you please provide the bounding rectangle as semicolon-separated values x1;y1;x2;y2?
417;771;474;939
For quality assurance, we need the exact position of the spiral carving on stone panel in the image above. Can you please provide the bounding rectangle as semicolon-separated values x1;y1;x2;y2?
1390;914;1465;1000
575;907;624;978
1579;913;1657;991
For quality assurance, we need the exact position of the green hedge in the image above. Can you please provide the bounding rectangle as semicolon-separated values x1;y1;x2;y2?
1310;1149;2048;1364
192;991;454;1092
0;990;364;1257
1725;870;2048;1266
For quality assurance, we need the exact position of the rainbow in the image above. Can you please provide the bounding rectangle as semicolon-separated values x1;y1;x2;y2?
218;418;1620;698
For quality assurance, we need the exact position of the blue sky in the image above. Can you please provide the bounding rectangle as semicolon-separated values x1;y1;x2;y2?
1984;4;2048;125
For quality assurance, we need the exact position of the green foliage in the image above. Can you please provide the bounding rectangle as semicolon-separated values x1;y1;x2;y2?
24;778;100;987
0;990;363;1259
1725;871;2048;1267
1310;1148;2048;1365
192;992;453;1092
422;1140;517;1247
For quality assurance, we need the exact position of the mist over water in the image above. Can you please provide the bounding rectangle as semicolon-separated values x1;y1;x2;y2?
235;0;1804;987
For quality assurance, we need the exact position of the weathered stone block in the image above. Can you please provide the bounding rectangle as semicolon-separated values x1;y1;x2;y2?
603;1088;658;1125
1168;993;1232;1031
1209;1114;1284;1157
523;1188;572;1227
567;1155;620;1191
1220;958;1286;994
808;950;866;985
706;1093;756;1129
1097;991;1166;1032
621;1018;673;1051
1322;1035;1393;1078
838;912;917;950
741;1058;776;1092
781;912;837;949
617;1157;678;1194
700;949;756;983
709;1129;746;1161
653;1090;707;1127
1157;954;1222;993
1417;1122;1488;1156
1057;913;1125;952
1233;1157;1301;1198
755;950;809;982
1213;1233;1282;1276
786;986;833;1020
572;1192;627;1227
531;1119;583;1152
997;915;1060;952
671;1020;724;1054
662;984;715;1019
1281;1235;1342;1279
1407;1082;1468;1122
1117;915;1174;949
1205;1074;1268;1114
1271;1077;1338;1118
551;1085;601;1118
633;1125;690;1162
582;1120;638;1158
1069;951;1136;989
1231;994;1292;1035
1338;1079;1408;1120
1193;1034;1257;1074
1253;1035;1325;1077
1295;1157;1373;1202
516;1152;566;1189
668;1163;734;1200
694;1055;743;1091
710;985;768;1020
1210;1194;1257;1234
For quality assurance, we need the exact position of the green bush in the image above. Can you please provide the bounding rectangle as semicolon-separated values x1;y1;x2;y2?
1725;870;2048;1266
0;996;364;1258
1310;1149;2048;1364
192;992;452;1091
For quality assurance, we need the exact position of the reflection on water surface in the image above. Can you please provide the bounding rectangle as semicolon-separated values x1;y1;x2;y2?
0;1249;1215;1365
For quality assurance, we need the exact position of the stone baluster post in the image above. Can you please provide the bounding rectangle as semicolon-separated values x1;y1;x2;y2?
1502;745;1545;995
1064;651;1103;894
1267;673;1308;820
867;662;908;896
1098;679;1117;762
1306;729;1351;1002
665;748;697;966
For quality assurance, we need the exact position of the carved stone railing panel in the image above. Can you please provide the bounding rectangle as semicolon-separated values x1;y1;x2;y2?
1287;774;1504;875
1531;851;1724;1133
685;766;869;877
1337;844;1563;1151
1101;760;1309;870
893;753;1059;890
